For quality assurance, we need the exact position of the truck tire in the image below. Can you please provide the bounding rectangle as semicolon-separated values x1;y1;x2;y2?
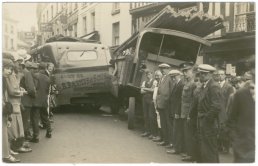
128;97;135;130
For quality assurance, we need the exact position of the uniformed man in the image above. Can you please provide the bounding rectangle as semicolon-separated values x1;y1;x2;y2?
166;69;184;154
155;63;174;146
177;62;197;161
196;64;222;163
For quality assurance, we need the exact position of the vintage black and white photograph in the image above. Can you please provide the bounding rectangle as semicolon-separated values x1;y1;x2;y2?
1;1;255;164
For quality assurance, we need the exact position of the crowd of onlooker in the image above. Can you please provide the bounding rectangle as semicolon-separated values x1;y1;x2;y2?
2;51;56;163
140;61;255;163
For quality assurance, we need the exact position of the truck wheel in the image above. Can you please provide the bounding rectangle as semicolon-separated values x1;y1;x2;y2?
128;97;135;130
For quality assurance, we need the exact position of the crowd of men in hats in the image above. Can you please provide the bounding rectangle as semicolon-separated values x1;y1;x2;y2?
140;61;255;163
2;51;56;163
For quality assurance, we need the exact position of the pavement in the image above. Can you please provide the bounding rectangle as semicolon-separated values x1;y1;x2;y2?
15;109;233;163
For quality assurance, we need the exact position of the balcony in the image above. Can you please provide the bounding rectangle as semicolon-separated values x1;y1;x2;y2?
234;11;255;32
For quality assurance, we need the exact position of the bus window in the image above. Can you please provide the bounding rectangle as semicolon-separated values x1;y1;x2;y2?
67;50;97;61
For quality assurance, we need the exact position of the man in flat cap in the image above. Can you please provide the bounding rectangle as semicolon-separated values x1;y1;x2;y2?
167;69;185;155
178;62;198;162
196;64;222;163
155;63;174;146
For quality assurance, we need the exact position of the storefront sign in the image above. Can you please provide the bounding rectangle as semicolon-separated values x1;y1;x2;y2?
40;23;53;32
24;32;35;39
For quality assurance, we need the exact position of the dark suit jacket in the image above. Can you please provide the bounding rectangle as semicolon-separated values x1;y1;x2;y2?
33;72;50;108
170;79;185;117
226;87;255;161
219;81;235;123
21;69;36;107
197;79;222;126
156;75;175;110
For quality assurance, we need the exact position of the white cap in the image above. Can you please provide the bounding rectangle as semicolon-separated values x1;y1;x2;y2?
168;69;182;76
197;64;216;73
158;63;170;68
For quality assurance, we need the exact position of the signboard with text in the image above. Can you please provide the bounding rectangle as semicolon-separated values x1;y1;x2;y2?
24;32;35;39
40;23;53;32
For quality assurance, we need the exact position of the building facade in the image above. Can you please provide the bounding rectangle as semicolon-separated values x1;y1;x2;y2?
36;2;132;47
2;6;19;51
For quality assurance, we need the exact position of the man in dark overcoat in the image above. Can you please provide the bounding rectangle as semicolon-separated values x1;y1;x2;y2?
31;64;52;142
166;70;185;154
20;61;38;140
196;64;222;163
226;67;255;163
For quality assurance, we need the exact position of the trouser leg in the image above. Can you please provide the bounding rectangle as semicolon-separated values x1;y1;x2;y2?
31;107;40;139
40;107;52;132
21;106;31;138
149;102;158;136
174;118;184;153
159;109;169;144
198;119;219;163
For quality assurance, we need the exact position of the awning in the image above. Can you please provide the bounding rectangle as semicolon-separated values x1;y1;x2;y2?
114;5;224;55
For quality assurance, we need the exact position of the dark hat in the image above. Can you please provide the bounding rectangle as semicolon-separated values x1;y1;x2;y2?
39;62;48;69
3;58;14;68
3;52;15;61
158;63;170;68
179;62;194;70
197;64;216;73
25;61;38;69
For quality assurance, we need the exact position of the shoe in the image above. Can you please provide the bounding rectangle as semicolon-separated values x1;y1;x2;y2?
181;153;188;157
166;149;180;154
182;156;194;162
3;155;20;163
148;135;154;139
141;132;150;137
25;135;33;141
39;123;47;129
157;141;168;146
46;131;52;138
17;147;32;153
152;136;162;142
29;138;39;143
22;142;31;148
10;150;19;155
165;144;173;149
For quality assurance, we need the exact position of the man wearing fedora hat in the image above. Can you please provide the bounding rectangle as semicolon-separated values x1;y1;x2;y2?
196;64;222;163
